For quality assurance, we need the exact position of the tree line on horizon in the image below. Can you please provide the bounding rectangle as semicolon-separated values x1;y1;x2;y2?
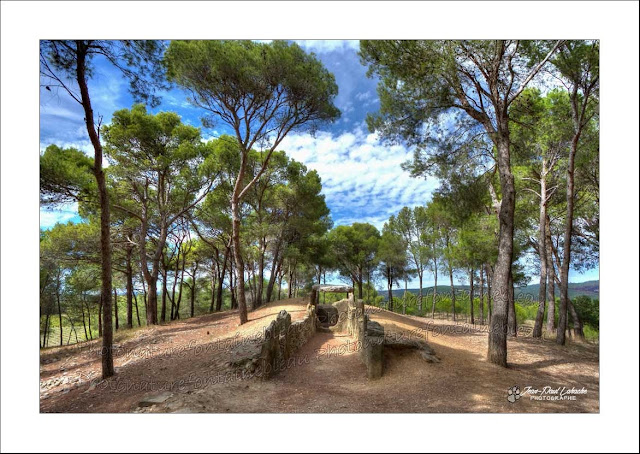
39;39;598;379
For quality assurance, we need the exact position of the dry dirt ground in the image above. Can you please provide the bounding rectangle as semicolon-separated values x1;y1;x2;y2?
40;298;599;413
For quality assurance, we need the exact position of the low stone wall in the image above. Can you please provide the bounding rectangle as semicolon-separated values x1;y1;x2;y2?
287;305;317;355
332;295;385;380
363;320;385;379
230;304;317;380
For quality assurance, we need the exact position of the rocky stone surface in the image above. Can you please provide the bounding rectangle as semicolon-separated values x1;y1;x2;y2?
138;392;173;407
384;336;440;363
364;320;385;379
310;284;355;305
227;304;317;381
316;304;340;328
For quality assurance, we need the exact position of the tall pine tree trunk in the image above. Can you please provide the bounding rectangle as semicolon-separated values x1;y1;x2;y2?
432;258;438;319
557;121;579;345
568;298;584;339
448;264;455;322
86;300;93;339
231;188;248;323
488;135;516;367
485;265;493;326
469;269;475;325
132;292;141;327
403;278;407;315
418;272;423;316
209;264;216;313
76;43;114;378
113;287;119;331
479;267;485;325
98;295;103;338
545;215;556;334
387;266;394;312
190;262;198;318
533;166;548;338
507;272;517;337
126;248;134;329
161;268;168;322
216;253;227;312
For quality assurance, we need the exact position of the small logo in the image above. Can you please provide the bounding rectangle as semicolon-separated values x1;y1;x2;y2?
507;385;521;403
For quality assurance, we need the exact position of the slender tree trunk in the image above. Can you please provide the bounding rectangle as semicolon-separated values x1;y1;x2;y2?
138;216;165;326
485;264;493;326
568;298;584;339
161;268;168;322
230;191;248;323
86;300;93;339
67;315;78;345
469;268;475;325
170;251;180;320
81;298;88;341
265;241;282;303
533;164;548;338
387;267;393;312
288;264;294;299
230;263;237;309
126;249;133;329
216;253;227;312
432;258;438;319
448;264;455;322
44;316;50;348
557;132;579;346
479;267;485;325
140;271;148;314
98;295;103;338
558;74;596;344
175;255;186;320
44;313;51;348
507;272;517;337
366;269;371;304
147;274;159;323
403;278;407;315
488;135;516;368
190;262;198;318
323;272;326;304
418;272;423;316
209;264;216;313
545;215;556;334
256;240;266;308
132;292;141;327
76;43;113;378
113;287;119;331
56;270;63;346
249;266;256;308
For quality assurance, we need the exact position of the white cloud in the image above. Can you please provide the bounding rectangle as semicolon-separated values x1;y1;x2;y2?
279;127;440;231
294;40;360;54
40;202;80;229
355;91;372;102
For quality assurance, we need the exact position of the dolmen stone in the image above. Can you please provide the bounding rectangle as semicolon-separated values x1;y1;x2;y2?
310;284;355;306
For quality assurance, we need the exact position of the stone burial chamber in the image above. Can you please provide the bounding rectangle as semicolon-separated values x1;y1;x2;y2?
310;284;384;379
227;284;439;382
310;284;440;380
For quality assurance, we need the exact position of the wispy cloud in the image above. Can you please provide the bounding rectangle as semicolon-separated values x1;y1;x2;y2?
40;203;81;230
295;40;360;54
279;127;440;231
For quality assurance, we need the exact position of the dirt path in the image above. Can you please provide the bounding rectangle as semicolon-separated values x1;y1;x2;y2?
40;299;599;413
39;299;310;413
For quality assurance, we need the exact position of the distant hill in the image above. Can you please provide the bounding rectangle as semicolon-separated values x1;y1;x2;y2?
385;280;599;303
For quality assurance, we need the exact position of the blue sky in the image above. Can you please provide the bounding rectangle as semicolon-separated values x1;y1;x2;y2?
39;39;599;287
